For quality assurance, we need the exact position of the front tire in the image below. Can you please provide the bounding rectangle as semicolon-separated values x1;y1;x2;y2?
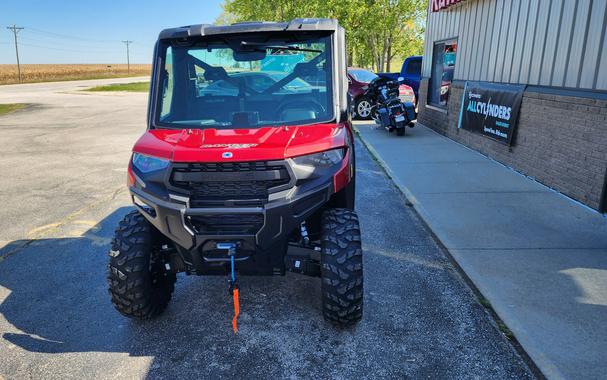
355;97;373;120
107;210;176;319
397;128;406;136
320;209;363;326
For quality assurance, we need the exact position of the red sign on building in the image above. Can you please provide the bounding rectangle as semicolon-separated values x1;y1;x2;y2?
432;0;464;12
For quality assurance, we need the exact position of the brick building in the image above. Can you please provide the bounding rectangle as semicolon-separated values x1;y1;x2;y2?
418;0;607;212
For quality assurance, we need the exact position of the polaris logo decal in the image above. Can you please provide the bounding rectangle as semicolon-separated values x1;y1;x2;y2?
201;143;258;149
222;152;233;159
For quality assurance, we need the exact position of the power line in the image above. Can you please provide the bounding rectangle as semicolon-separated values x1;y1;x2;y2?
122;40;132;73
6;25;24;82
15;34;151;55
25;27;118;43
17;35;124;53
18;34;117;49
3;26;151;64
17;41;120;53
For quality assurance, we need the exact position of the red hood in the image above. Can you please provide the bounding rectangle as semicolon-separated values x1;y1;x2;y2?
132;123;348;162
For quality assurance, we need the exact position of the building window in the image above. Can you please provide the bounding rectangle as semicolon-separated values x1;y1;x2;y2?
429;40;457;107
405;59;422;76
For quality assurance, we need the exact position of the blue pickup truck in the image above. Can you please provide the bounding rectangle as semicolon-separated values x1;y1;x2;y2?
377;56;422;101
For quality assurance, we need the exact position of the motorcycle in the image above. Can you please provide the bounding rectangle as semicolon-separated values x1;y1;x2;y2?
364;76;416;136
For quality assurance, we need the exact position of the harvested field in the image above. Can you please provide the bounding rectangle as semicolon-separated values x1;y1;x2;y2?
0;64;151;85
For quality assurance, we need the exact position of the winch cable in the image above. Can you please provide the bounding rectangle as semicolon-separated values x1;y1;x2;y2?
230;255;240;334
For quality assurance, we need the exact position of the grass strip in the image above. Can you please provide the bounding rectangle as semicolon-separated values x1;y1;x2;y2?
0;103;27;116
85;82;150;92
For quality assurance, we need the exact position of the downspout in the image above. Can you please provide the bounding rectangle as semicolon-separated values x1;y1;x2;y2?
600;166;607;213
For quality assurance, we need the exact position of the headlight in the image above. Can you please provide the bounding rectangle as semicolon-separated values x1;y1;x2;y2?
132;152;169;173
292;149;344;169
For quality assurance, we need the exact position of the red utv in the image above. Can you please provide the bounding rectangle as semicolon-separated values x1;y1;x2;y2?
107;19;363;328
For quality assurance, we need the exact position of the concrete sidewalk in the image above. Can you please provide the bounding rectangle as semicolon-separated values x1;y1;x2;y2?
355;121;607;380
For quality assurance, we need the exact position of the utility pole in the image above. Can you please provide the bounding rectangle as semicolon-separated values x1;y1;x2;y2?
6;25;24;83
122;40;132;74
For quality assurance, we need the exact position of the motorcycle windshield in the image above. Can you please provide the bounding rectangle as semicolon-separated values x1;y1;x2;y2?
154;33;334;129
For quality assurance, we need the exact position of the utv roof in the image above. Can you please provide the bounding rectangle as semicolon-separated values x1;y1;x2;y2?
158;18;339;40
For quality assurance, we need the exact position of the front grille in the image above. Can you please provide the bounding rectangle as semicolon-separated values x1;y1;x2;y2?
170;161;290;207
187;214;264;235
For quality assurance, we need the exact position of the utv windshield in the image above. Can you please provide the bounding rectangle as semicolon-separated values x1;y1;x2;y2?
155;34;333;129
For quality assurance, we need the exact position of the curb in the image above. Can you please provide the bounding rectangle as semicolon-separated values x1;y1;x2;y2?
353;125;437;240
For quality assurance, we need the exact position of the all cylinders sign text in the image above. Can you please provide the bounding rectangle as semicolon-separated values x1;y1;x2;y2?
458;81;525;146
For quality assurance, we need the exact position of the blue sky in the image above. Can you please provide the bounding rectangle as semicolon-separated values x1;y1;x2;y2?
1;0;224;64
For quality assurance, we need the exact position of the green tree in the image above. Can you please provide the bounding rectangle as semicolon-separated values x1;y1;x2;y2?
370;0;425;71
221;0;426;72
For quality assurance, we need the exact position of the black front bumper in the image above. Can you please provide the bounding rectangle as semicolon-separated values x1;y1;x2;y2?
130;179;331;259
128;154;349;275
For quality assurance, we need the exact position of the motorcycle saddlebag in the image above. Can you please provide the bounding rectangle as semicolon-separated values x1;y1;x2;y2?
377;107;391;127
403;102;417;122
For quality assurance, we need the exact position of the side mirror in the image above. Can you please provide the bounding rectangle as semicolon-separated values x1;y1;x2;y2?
398;76;405;83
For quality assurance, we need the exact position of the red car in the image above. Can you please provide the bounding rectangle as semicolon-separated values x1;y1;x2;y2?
107;19;363;328
348;68;416;119
347;68;376;119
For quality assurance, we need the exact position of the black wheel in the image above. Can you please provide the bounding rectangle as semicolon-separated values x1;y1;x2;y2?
355;97;373;120
320;208;363;326
107;210;176;319
397;128;405;136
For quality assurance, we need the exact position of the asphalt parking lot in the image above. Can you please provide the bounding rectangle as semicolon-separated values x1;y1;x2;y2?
0;79;534;379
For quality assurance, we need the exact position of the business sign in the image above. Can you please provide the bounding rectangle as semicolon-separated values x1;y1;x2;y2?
458;81;525;146
432;0;465;12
